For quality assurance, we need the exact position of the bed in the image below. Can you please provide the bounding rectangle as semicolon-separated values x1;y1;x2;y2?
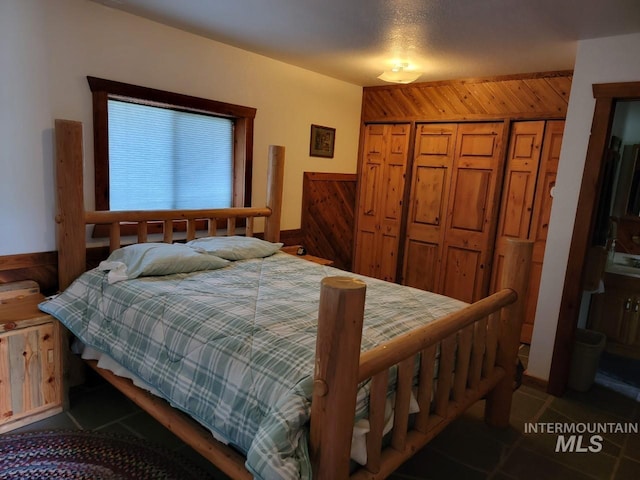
45;119;533;479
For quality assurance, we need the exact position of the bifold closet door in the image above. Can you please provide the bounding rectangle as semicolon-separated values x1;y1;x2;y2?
490;120;564;343
521;120;564;342
354;123;410;281
438;122;506;303
490;121;545;292
402;123;458;292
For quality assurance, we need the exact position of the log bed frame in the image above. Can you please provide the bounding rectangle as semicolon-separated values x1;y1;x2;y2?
54;119;533;479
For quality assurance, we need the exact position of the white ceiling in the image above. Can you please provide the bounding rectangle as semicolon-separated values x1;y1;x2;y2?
94;0;640;86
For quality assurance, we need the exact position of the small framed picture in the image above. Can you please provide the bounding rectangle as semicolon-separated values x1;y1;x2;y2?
309;124;335;158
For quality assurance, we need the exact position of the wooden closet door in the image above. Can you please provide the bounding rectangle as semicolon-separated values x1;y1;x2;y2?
490;121;545;294
490;120;564;343
522;120;564;342
438;122;506;303
403;123;458;292
354;124;386;278
354;124;410;281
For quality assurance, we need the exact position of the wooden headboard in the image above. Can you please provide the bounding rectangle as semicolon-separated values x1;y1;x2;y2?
54;119;285;290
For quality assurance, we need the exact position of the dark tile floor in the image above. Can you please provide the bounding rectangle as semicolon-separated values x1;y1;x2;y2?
6;355;640;480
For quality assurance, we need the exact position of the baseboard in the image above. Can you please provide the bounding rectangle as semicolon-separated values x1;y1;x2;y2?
522;370;549;392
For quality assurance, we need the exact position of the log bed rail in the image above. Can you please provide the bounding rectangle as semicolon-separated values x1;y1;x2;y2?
54;118;532;479
311;238;530;479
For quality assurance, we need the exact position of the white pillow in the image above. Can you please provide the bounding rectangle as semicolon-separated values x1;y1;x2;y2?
186;236;284;261
97;243;229;284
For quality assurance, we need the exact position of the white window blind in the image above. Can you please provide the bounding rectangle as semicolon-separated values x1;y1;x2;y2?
108;99;233;210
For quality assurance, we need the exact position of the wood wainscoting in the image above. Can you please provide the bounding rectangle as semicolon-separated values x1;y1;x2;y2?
0;228;305;295
0;252;58;295
301;172;357;271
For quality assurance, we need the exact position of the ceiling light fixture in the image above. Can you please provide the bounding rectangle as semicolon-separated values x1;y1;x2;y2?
378;62;421;84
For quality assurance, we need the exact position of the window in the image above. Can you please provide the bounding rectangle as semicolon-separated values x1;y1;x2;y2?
108;100;233;210
88;76;256;212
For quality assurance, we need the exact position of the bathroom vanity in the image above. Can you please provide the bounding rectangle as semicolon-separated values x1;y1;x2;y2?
589;253;640;359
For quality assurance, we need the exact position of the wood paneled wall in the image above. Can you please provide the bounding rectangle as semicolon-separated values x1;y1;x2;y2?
0;252;58;295
301;172;357;271
0;227;305;295
362;71;572;122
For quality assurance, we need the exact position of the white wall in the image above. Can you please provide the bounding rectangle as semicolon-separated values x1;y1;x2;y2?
0;1;55;254
0;0;362;256
528;32;640;380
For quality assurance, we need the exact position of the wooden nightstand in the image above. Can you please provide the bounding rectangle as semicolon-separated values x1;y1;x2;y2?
0;285;63;433
281;245;334;266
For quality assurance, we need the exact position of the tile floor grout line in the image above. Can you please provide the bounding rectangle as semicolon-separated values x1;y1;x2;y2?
426;443;493;478
545;402;636;425
485;427;526;479
505;394;629;480
610;441;626;480
610;399;640;480
516;444;612;480
65;411;84;430
78;410;143;432
115;421;148;439
429;390;555;480
486;393;553;479
535;394;624;480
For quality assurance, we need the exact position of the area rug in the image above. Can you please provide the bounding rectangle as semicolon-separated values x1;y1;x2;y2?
0;430;214;479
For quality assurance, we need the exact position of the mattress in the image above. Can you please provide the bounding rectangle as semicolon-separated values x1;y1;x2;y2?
40;252;466;479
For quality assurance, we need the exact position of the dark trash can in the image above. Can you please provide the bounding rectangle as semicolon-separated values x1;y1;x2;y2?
568;328;606;392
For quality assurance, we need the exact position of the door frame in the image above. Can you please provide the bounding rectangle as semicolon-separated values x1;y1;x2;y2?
548;81;640;396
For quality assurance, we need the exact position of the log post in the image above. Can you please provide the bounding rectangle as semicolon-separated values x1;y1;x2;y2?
310;276;367;480
263;145;284;243
485;238;533;427
55;119;86;291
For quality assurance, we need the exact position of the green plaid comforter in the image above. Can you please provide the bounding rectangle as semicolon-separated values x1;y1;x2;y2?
40;252;466;479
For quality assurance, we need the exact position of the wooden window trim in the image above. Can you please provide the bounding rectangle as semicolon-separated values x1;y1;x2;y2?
87;76;256;212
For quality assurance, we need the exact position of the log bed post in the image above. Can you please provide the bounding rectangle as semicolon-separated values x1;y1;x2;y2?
263;145;284;243
55;119;87;291
310;276;367;480
485;238;533;427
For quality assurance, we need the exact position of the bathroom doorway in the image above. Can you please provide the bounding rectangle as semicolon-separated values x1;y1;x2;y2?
549;82;640;396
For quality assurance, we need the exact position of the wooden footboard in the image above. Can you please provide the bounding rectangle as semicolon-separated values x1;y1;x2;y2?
53;119;533;480
311;238;532;479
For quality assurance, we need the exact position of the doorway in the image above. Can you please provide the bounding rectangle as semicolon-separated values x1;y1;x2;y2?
590;100;640;398
548;81;640;396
